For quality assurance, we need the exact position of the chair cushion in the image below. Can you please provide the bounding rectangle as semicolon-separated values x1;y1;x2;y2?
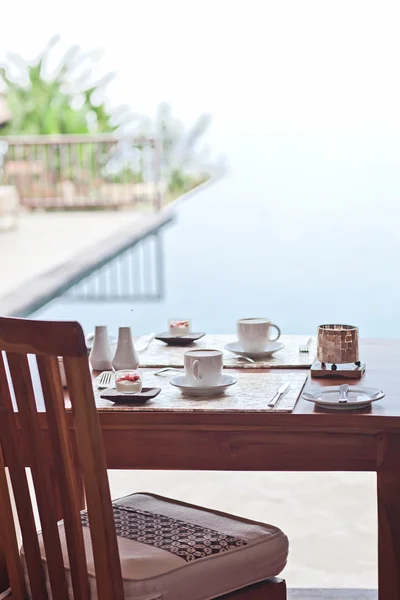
22;493;288;600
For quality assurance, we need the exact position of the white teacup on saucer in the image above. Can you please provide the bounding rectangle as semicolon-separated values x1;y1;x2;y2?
184;348;223;387
237;317;281;353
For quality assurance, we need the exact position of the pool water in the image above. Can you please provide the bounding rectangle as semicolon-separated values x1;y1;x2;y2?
32;133;400;340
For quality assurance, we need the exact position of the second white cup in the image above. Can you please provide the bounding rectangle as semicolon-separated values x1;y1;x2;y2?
237;317;281;353
184;349;223;387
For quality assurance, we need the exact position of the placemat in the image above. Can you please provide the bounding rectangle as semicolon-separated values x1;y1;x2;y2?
136;334;316;369
91;370;307;413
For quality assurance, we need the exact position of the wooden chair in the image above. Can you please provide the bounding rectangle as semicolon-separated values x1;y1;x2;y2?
0;316;288;600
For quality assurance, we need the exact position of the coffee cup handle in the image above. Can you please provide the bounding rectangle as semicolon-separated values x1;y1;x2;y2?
192;359;201;381
269;324;281;341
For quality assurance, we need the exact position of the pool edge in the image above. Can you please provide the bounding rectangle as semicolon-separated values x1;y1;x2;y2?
0;173;224;318
0;211;173;317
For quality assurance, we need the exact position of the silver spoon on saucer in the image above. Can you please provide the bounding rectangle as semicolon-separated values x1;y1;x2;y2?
339;384;349;403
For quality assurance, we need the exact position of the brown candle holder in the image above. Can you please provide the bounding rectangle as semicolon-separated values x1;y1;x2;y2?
311;324;365;379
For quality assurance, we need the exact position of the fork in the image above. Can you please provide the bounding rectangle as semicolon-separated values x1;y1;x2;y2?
299;337;312;353
97;371;114;388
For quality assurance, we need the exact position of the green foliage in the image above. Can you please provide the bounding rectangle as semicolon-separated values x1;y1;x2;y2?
140;103;213;196
0;36;132;135
0;39;215;202
109;165;144;184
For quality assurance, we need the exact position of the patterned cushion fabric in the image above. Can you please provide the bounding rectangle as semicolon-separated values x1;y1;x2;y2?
22;493;288;600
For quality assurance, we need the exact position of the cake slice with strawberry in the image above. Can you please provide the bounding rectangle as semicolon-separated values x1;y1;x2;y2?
169;320;190;336
115;371;142;394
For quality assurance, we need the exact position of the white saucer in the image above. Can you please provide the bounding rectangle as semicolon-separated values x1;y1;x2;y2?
169;374;237;397
302;386;385;411
224;340;284;359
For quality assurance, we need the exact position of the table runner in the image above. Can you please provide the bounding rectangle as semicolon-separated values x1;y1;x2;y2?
92;370;307;413
136;334;316;369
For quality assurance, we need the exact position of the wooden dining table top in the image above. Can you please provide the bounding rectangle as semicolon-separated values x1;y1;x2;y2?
84;338;400;429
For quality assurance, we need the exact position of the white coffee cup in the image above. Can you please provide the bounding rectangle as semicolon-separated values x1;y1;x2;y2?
237;318;281;353
184;349;223;387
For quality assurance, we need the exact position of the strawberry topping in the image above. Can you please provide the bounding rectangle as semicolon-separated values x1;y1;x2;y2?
116;373;140;383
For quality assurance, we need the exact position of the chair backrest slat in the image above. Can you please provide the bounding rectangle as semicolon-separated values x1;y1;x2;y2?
0;444;26;600
37;355;90;600
7;351;70;600
64;356;125;600
0;352;49;599
0;317;125;600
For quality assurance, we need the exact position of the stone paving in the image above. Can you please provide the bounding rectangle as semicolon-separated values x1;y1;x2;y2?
0;209;170;315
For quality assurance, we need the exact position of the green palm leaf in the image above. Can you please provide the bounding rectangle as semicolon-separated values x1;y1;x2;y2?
0;38;121;135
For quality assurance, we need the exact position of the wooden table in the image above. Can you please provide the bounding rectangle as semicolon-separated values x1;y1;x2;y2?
12;339;400;599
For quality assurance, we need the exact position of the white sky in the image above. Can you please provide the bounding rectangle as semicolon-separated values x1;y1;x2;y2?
2;0;400;146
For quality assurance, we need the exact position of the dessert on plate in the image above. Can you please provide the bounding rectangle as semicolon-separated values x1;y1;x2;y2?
115;370;143;394
169;320;190;336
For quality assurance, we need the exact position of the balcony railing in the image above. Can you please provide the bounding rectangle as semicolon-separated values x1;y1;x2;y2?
0;134;164;211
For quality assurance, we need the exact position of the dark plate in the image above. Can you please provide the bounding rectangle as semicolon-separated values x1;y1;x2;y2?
100;387;161;404
155;332;206;346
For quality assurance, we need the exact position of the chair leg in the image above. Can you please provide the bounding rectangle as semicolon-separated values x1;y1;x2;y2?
217;577;287;599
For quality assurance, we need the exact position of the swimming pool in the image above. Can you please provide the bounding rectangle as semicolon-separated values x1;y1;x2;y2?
31;133;400;340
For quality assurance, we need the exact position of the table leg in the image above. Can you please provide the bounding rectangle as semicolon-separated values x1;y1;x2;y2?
377;433;400;600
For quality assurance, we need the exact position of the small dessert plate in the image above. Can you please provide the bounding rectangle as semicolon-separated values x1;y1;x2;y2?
100;387;161;404
155;332;206;346
302;386;385;411
169;374;237;397
224;340;284;359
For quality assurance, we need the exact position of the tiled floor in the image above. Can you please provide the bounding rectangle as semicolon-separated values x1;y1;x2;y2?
108;470;378;589
0;211;141;298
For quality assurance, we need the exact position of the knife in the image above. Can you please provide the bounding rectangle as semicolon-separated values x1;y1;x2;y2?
268;382;291;408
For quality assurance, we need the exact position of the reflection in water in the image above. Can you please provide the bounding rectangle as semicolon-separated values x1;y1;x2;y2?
64;232;165;303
